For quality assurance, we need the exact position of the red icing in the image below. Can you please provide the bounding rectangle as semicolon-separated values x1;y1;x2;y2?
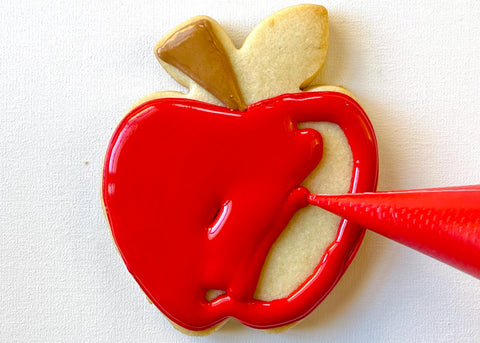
102;91;378;331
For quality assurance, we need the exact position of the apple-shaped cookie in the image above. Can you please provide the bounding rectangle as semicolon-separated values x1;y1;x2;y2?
102;5;378;333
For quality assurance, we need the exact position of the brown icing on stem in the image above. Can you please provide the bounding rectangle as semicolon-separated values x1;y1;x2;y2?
157;19;247;111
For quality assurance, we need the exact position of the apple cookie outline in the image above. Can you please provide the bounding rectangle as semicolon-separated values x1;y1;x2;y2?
102;4;378;335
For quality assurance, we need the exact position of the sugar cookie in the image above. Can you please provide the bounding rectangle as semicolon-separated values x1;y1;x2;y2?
102;4;378;335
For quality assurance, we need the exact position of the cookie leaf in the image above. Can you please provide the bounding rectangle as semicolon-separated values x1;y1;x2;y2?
233;4;329;104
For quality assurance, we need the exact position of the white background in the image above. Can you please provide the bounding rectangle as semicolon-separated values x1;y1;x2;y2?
1;0;480;342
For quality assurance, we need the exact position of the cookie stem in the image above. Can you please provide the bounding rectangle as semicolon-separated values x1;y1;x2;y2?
157;19;246;111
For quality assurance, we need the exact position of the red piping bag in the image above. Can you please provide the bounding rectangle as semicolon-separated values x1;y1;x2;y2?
308;185;480;278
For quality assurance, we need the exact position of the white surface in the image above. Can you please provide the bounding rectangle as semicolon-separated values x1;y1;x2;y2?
1;0;479;342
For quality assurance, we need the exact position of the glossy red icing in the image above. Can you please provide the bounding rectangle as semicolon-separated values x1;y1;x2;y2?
102;91;378;331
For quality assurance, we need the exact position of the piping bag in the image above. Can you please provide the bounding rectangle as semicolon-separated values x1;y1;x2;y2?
308;185;480;278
